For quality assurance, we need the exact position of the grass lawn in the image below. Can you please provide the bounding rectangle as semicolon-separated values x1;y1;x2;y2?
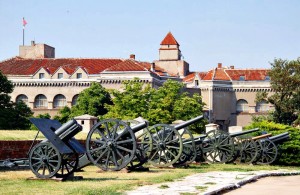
0;164;299;195
0;130;88;140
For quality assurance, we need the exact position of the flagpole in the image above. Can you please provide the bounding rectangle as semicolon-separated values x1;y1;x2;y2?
23;27;25;46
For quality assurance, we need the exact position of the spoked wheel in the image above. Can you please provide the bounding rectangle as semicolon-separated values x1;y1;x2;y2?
148;124;183;167
174;128;196;166
86;119;137;171
29;142;62;178
234;136;258;164
55;152;79;178
203;130;235;163
255;139;278;165
125;120;153;170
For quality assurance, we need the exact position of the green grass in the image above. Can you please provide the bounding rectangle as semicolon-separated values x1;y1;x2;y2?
0;164;299;194
0;130;88;140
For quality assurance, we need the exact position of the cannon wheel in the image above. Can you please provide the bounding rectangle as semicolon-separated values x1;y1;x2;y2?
203;130;235;163
255;139;278;165
234;136;258;164
29;142;62;178
125;120;153;170
55;152;79;178
148;124;183;167
174;128;196;166
86;119;137;171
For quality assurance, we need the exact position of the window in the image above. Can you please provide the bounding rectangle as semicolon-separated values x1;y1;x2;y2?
72;94;79;106
76;73;82;79
265;76;270;81
195;80;199;87
58;73;63;79
256;100;269;112
236;99;249;113
16;94;28;105
39;73;45;79
239;76;245;81
34;94;47;108
53;94;66;108
81;120;84;125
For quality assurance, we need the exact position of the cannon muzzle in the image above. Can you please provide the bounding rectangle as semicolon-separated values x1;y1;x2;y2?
174;115;204;130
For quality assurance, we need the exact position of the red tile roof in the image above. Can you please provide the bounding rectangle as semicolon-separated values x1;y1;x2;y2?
160;32;179;46
0;57;176;77
184;67;269;82
104;60;148;71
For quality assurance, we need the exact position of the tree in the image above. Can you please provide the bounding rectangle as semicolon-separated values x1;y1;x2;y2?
105;79;206;133
55;82;112;121
267;58;300;125
105;79;152;120
0;71;33;129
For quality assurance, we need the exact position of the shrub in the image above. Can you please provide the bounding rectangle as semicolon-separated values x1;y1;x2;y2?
245;120;300;166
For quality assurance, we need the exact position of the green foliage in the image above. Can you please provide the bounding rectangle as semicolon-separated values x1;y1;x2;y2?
245;120;300;166
54;82;112;122
53;106;71;123
0;71;33;129
105;79;206;133
105;79;152;120
36;113;51;119
267;58;300;125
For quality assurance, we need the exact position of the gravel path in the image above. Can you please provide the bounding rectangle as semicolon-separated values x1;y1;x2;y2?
125;170;300;195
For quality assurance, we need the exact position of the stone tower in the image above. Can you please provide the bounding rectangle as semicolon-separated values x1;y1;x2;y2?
154;32;189;77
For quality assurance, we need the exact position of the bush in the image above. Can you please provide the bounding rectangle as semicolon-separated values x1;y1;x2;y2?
245;120;300;166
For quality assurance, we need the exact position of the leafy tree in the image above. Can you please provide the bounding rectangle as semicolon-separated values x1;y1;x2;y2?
53;106;71;123
267;58;300;125
105;79;206;133
0;71;33;129
36;113;51;119
105;79;152;119
55;82;112;121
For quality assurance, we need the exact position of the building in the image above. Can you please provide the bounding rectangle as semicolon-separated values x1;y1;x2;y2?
0;32;272;128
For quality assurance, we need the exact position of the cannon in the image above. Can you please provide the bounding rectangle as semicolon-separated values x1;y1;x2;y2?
147;115;204;167
253;132;290;165
85;119;148;171
29;118;85;179
201;128;260;164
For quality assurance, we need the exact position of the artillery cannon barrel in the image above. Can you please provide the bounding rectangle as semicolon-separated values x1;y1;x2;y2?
41;119;82;143
269;132;290;144
131;121;148;133
174;115;204;130
229;128;260;137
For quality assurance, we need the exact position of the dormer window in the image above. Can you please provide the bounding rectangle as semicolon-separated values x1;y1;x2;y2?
58;73;63;79
77;73;82;79
39;73;45;79
239;76;245;81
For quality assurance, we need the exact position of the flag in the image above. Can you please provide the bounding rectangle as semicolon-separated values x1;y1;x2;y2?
22;17;27;27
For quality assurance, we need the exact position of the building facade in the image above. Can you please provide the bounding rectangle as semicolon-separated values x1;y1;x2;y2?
0;32;272;128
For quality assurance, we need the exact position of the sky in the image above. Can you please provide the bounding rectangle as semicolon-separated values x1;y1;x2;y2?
1;0;300;72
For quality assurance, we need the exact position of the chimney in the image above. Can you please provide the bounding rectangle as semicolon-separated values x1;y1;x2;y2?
150;63;155;72
230;65;235;69
130;54;135;60
218;63;222;68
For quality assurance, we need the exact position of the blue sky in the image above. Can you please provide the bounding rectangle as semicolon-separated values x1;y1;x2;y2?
1;0;300;71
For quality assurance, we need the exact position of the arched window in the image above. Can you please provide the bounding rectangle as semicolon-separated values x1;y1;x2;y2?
236;99;249;113
16;94;28;105
72;94;79;106
256;100;269;112
34;94;48;108
53;94;66;108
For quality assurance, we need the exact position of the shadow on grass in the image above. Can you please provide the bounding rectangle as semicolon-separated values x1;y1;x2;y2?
78;177;139;181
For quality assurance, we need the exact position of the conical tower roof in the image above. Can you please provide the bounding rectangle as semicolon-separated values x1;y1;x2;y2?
160;32;180;46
